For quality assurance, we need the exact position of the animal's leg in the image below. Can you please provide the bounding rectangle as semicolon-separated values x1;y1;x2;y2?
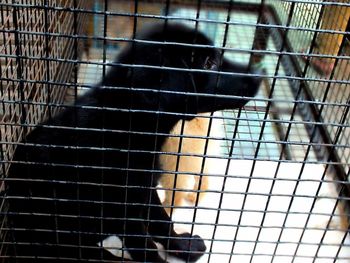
102;188;167;263
102;213;166;263
144;190;206;262
123;220;166;262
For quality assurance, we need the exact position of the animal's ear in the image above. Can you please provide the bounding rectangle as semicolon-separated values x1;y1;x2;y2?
162;69;199;120
177;59;202;119
100;64;128;87
183;76;199;120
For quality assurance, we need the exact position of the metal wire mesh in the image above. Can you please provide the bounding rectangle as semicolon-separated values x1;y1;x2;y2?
0;0;349;262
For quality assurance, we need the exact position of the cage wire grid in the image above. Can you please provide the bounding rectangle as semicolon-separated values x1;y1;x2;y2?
0;0;350;262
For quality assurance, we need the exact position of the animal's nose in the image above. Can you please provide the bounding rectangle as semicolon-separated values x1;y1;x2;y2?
251;68;263;87
240;67;263;98
250;64;265;87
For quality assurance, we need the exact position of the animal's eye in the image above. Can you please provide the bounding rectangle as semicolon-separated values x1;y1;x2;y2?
204;57;217;70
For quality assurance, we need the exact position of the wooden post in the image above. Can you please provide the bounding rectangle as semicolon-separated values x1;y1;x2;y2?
313;1;350;74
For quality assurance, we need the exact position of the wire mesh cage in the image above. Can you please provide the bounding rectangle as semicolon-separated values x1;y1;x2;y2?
0;0;349;262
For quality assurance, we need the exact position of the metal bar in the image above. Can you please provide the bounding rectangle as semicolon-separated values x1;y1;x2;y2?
267;1;350;203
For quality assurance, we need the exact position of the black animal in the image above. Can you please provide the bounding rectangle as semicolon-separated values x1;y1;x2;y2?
5;23;261;262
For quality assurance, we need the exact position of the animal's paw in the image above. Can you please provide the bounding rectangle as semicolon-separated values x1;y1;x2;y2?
169;232;206;262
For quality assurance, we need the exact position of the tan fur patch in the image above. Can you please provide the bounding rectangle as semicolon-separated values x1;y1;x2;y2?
158;112;223;215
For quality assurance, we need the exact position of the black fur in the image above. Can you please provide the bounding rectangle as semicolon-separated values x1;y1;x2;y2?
5;23;261;262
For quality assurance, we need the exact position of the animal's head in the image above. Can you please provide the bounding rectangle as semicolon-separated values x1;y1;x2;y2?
102;22;261;119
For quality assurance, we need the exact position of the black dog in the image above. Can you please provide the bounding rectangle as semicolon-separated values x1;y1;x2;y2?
5;23;261;262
